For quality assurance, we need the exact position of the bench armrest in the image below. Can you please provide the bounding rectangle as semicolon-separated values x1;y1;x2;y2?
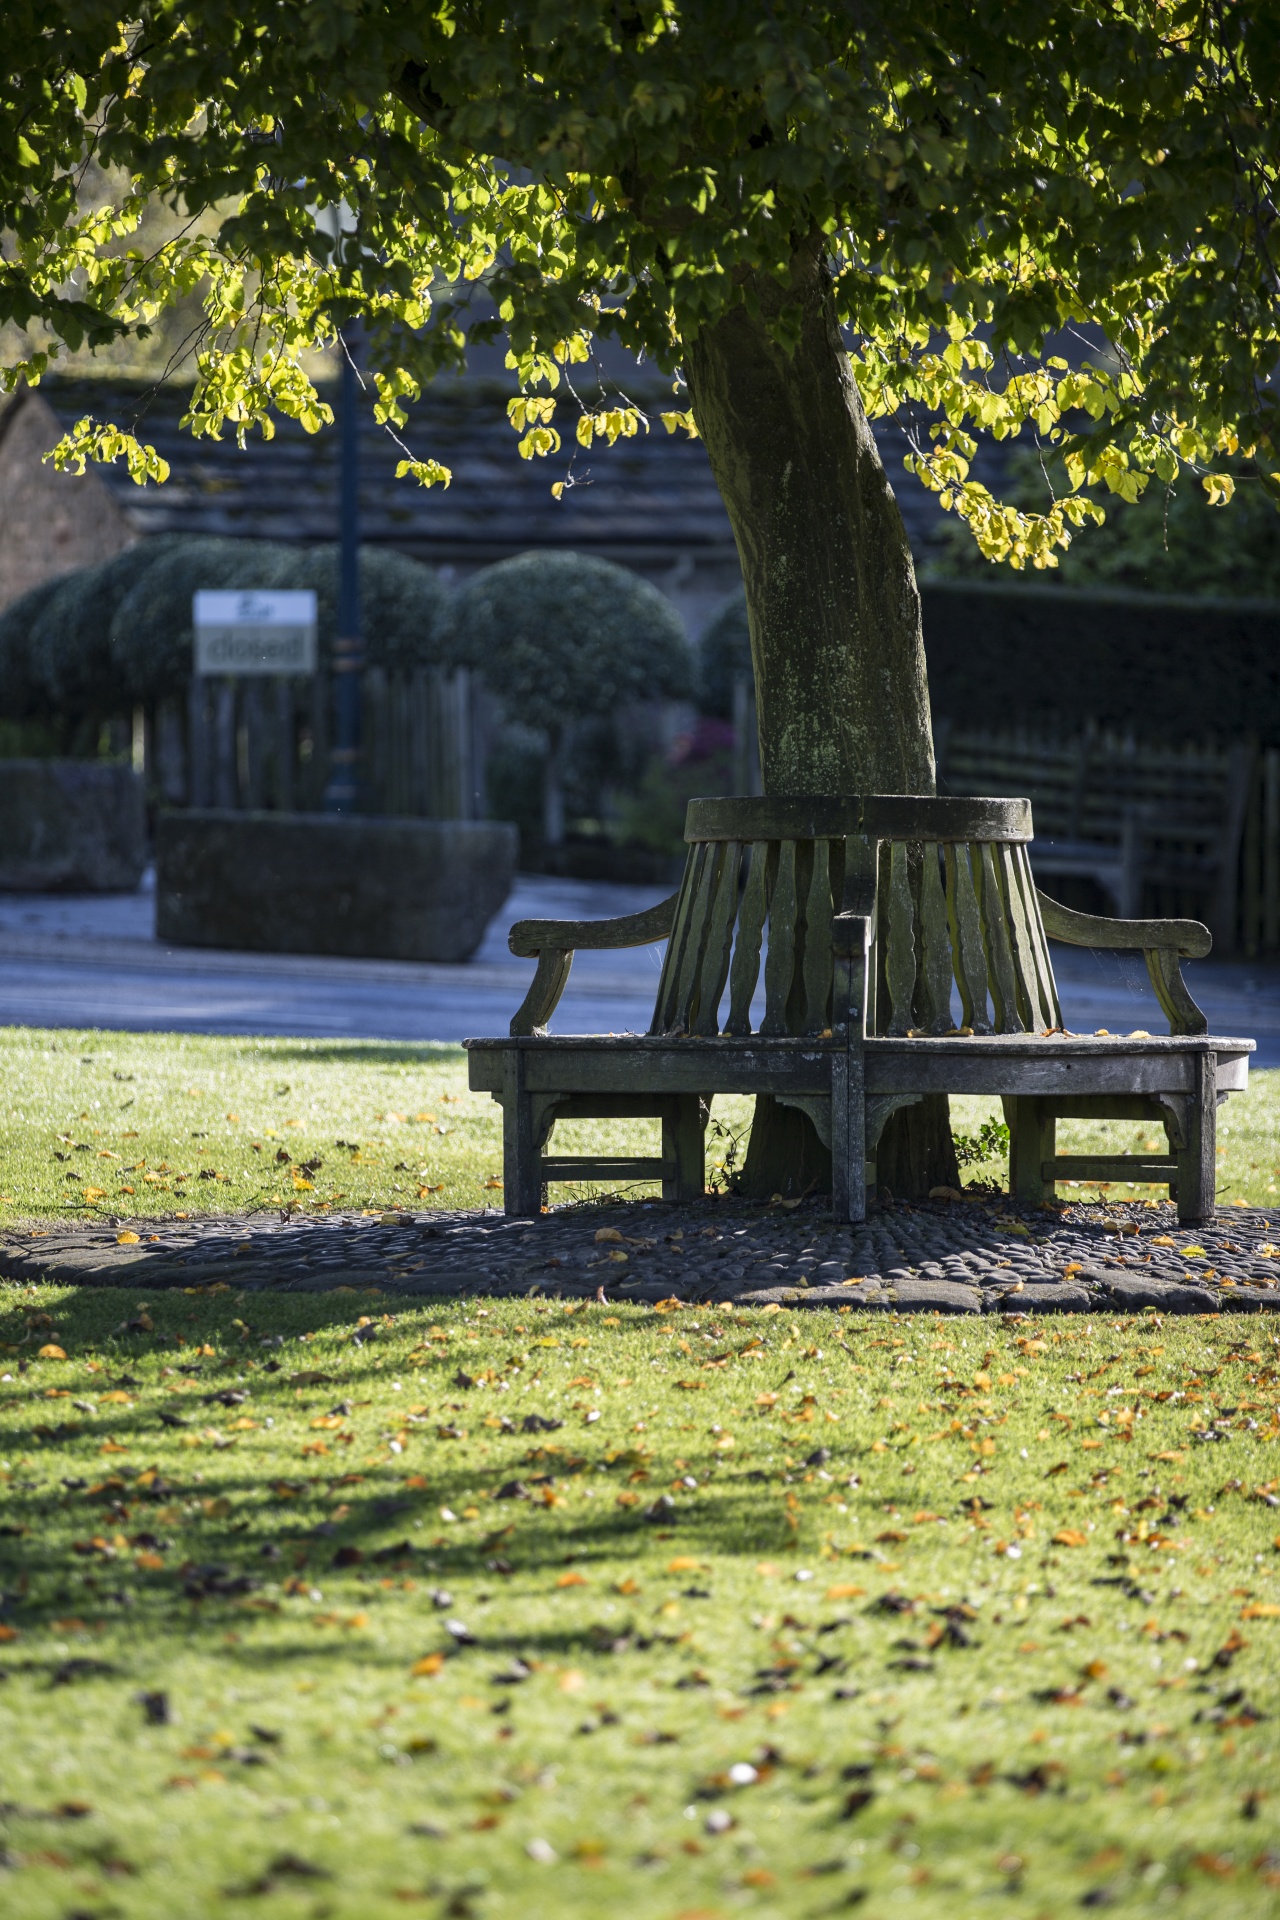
1036;888;1210;1036
507;892;679;1037
509;893;679;958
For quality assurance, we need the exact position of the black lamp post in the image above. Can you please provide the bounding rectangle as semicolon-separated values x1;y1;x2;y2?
323;331;362;812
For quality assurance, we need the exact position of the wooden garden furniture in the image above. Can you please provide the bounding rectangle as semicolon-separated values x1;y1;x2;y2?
465;795;1253;1224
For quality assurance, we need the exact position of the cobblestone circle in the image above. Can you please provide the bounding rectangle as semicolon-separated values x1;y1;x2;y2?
3;1193;1280;1315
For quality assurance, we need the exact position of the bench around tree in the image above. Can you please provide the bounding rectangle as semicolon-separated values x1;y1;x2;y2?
465;796;1253;1223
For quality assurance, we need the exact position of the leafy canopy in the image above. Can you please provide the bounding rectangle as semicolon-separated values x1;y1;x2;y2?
3;1;1278;567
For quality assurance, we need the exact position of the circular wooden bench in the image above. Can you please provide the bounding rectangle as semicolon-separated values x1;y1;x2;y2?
466;795;1253;1222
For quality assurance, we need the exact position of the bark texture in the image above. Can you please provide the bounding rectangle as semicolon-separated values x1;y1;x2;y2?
685;238;957;1198
684;237;933;797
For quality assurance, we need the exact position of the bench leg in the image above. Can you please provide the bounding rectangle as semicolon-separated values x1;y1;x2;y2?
1006;1096;1054;1206
1175;1050;1217;1223
501;1051;543;1217
832;1050;867;1225
663;1096;707;1203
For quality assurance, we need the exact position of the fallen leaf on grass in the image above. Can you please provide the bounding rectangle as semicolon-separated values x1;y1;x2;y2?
410;1654;445;1678
1053;1530;1089;1548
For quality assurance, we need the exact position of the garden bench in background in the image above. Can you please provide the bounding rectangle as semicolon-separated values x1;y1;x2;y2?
935;724;1254;940
465;796;1253;1224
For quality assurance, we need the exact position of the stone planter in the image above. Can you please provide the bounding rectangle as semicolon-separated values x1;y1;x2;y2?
0;759;147;891
156;810;518;963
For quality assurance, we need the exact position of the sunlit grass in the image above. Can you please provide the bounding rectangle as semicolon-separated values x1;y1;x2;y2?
0;1028;1275;1224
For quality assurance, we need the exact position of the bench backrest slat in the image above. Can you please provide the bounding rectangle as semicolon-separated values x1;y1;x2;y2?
803;838;835;1034
1009;844;1063;1029
918;844;954;1033
725;840;771;1035
760;839;800;1036
978;841;1022;1031
945;844;993;1033
693;841;743;1036
883;841;917;1035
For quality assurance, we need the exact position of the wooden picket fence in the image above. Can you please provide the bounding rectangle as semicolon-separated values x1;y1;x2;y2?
141;665;484;819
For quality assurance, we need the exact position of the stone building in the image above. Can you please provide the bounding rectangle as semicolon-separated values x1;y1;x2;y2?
0;389;137;610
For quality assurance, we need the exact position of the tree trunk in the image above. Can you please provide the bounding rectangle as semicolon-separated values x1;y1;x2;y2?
684;234;957;1199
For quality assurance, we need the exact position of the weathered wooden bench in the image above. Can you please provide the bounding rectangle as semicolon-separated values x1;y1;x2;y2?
465;796;1253;1224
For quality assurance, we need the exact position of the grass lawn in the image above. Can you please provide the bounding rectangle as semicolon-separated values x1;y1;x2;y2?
1;1287;1279;1917
2;1028;1280;1915
2;1026;1280;1220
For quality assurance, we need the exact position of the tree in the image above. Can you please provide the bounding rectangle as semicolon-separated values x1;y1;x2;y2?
3;2;1276;1192
929;449;1280;600
453;550;692;845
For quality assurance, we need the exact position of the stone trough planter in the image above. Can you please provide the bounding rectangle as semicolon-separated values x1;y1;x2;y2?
156;809;518;963
0;759;147;891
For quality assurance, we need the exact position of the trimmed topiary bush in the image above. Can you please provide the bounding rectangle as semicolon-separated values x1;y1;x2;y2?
108;536;292;703
272;544;456;676
28;537;185;720
454;550;693;843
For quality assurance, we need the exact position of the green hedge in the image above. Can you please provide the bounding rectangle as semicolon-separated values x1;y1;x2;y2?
0;537;453;727
698;582;1280;742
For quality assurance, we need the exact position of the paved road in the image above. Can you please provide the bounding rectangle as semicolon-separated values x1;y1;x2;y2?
0;873;1276;1061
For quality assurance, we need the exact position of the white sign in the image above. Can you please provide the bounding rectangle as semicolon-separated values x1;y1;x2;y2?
193;589;318;675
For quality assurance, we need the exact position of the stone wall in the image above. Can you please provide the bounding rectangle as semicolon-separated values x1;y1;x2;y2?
0;391;135;612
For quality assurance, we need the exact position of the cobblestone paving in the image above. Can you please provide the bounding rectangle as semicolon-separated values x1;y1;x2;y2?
3;1194;1280;1314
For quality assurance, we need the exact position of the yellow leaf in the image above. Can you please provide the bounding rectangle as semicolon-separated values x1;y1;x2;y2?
1053;1529;1088;1547
38;1343;67;1360
411;1653;445;1677
595;1227;623;1243
1240;1603;1280;1619
83;1186;106;1202
556;1571;588;1588
117;1231;141;1245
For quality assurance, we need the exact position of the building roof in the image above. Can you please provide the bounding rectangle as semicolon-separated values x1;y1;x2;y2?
36;373;962;572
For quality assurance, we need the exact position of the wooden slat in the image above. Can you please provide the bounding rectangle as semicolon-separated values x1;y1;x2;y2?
1008;846;1062;1027
944;844;992;1033
997;842;1049;1030
761;839;799;1036
916;841;955;1033
1047;1155;1177;1181
541;1156;671;1181
692;840;743;1035
725;840;773;1035
883;840;917;1035
801;838;834;1033
652;845;706;1034
672;840;722;1032
977;841;1024;1031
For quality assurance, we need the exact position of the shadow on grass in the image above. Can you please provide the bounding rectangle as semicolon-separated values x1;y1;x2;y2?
0;1283;846;1649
